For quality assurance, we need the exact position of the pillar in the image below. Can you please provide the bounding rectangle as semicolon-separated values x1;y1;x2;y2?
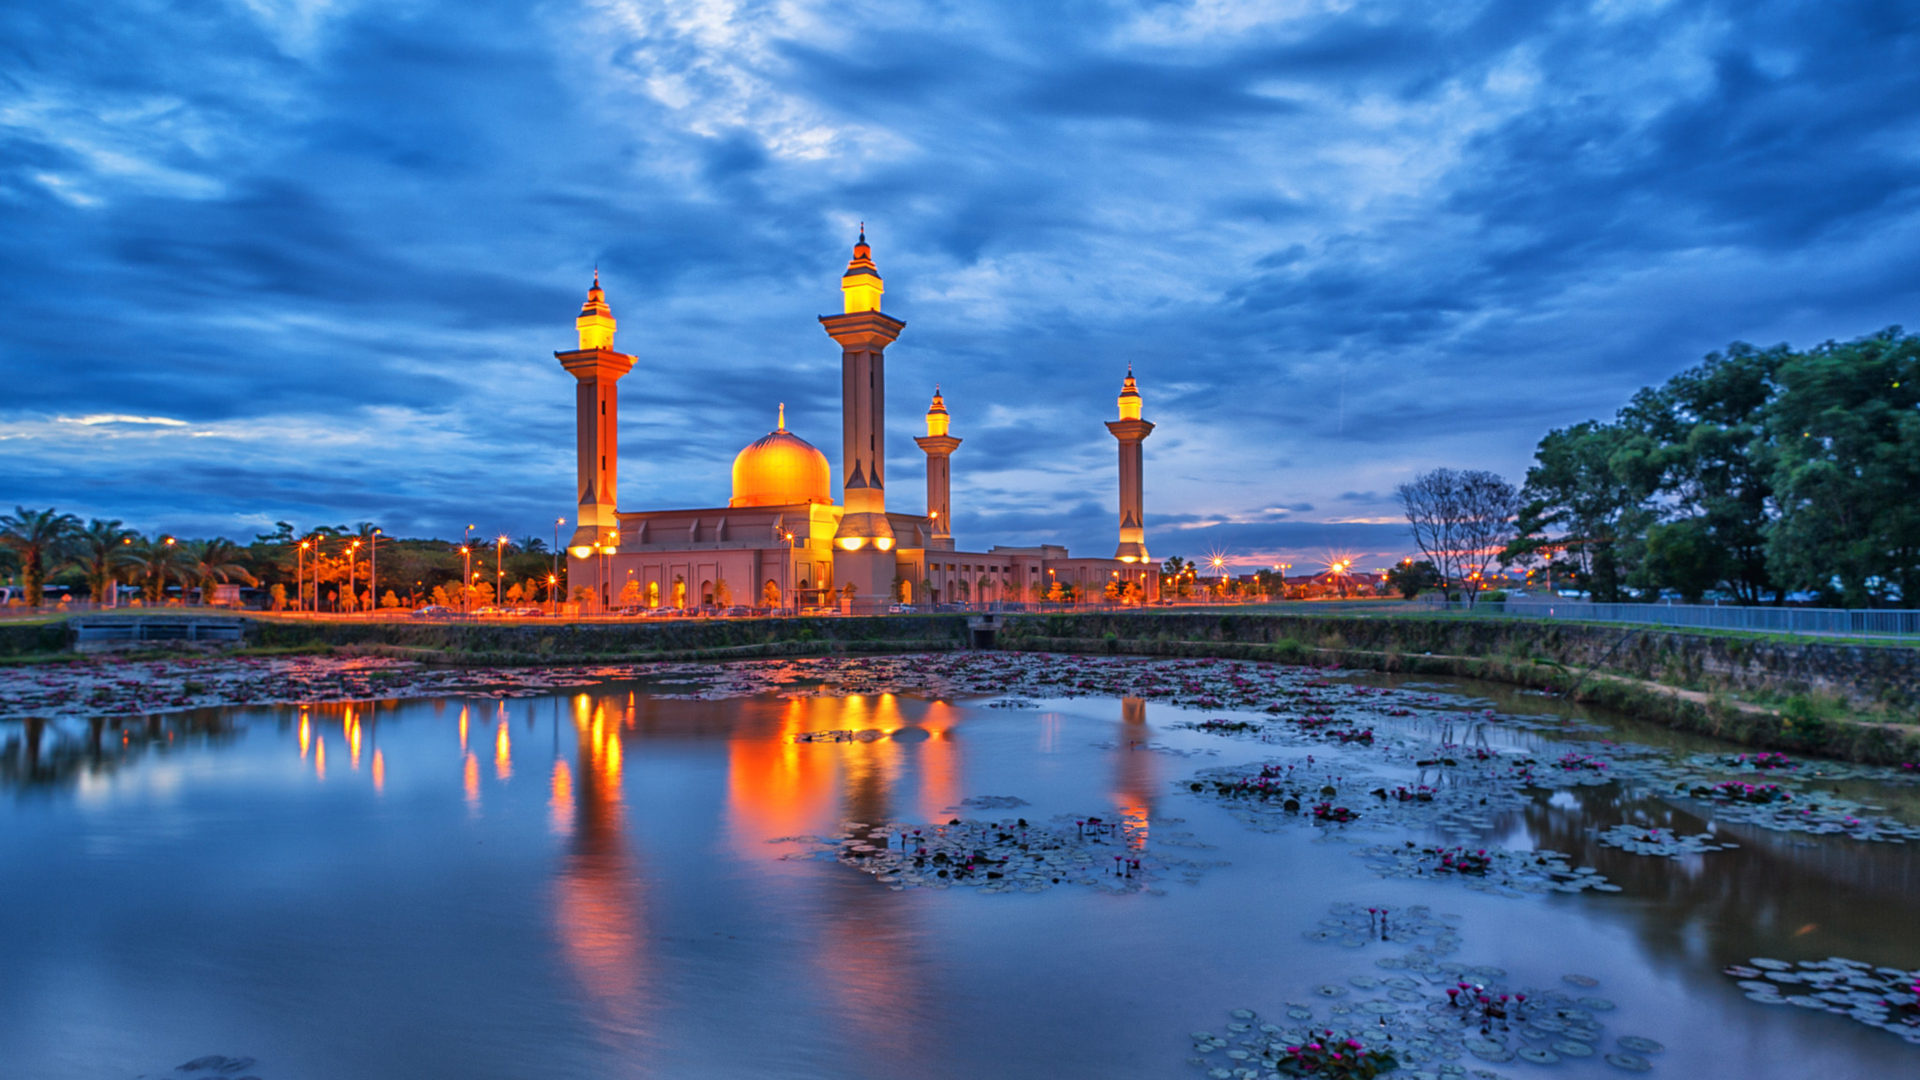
914;386;960;552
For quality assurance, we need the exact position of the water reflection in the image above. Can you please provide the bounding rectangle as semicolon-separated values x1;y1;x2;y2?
1114;697;1155;846
551;695;650;1041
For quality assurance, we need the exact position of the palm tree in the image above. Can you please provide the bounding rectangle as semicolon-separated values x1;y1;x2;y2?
127;535;190;604
72;518;138;608
0;507;81;606
185;538;259;604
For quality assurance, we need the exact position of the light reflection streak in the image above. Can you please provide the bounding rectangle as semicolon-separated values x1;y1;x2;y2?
463;752;480;810
1114;697;1154;848
372;748;386;793
314;736;326;781
495;721;512;781
298;713;310;758
550;759;574;837
552;692;648;1038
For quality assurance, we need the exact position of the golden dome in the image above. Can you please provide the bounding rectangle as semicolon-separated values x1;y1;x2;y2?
730;405;832;508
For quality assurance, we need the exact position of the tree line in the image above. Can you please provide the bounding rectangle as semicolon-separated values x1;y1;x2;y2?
1398;327;1918;607
0;514;568;611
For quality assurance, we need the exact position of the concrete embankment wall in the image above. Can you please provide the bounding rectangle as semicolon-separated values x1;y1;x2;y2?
996;611;1920;712
995;611;1920;764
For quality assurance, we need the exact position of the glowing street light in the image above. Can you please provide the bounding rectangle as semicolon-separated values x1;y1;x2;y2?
496;535;509;612
459;546;471;615
298;539;311;615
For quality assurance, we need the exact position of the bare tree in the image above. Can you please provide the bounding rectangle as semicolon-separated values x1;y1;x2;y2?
1396;468;1518;607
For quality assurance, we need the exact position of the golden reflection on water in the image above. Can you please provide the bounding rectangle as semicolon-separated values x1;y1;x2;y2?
1114;696;1154;848
298;713;310;758
495;720;512;781
463;752;479;810
314;735;325;781
372;748;386;793
552;697;648;1038
346;707;362;771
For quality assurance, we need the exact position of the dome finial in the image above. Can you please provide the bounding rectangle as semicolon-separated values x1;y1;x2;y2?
777;402;786;431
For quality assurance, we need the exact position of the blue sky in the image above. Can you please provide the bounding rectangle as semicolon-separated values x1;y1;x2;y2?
2;0;1916;572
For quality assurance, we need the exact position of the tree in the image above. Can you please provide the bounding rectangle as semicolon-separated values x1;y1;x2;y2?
1619;342;1785;603
1384;559;1440;600
381;589;400;609
0;507;80;606
618;578;644;607
186;538;259;602
762;580;781;608
127;535;190;603
1638;519;1724;604
1764;329;1920;605
714;578;733;607
1396;468;1518;607
71;518;137;607
1506;423;1654;602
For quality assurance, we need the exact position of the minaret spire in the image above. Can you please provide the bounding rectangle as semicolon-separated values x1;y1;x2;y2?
821;229;906;612
777;402;786;431
917;385;961;551
1107;367;1154;563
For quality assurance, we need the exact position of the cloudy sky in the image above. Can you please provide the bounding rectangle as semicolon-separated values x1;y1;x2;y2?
3;0;1916;572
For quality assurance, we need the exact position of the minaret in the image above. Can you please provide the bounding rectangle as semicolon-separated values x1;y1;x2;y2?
820;227;905;612
914;386;961;551
556;271;635;577
1106;365;1154;563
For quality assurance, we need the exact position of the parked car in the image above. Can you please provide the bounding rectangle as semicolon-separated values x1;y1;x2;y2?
888;604;917;614
411;605;455;618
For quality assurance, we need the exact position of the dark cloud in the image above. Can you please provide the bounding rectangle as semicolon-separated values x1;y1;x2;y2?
1;0;1915;565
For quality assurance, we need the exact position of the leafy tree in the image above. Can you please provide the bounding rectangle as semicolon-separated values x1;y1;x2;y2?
1507;423;1654;602
1766;329;1920;605
1638;518;1725;604
71;518;138;606
1620;342;1785;603
714;578;733;607
127;535;190;603
1384;559;1440;600
618;578;644;607
186;538;259;601
0;507;80;606
762;580;781;608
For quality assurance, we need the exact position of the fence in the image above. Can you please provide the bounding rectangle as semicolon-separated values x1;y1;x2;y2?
1420;597;1920;637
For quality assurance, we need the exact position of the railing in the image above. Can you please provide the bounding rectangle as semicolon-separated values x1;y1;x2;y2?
1418;597;1920;637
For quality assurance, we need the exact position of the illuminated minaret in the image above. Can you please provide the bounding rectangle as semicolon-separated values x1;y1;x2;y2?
1106;366;1154;563
557;271;634;580
820;227;905;611
914;386;960;551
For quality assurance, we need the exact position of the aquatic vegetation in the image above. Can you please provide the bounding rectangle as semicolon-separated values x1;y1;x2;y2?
1358;840;1618;896
790;813;1215;895
1725;957;1920;1045
1191;903;1663;1077
1595;824;1737;857
1185;718;1264;735
1689;780;1791;804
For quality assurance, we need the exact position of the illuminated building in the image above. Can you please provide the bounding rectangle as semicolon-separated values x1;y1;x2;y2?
559;230;1158;611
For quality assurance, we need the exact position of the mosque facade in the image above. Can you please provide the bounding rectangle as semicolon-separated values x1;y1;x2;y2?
558;233;1159;614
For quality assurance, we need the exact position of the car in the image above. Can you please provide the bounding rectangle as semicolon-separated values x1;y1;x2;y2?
888;604;917;614
411;605;455;618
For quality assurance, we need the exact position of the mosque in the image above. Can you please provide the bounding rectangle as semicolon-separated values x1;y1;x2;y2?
558;232;1160;614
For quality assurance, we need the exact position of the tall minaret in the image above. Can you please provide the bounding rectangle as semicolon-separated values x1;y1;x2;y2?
1106;366;1154;563
556;271;635;569
914;386;961;551
820;227;905;611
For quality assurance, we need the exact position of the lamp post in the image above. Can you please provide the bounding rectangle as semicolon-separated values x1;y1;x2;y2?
370;528;380;614
347;539;361;614
552;517;563;609
783;529;797;614
459;546;471;616
546;573;557;617
298;539;310;614
496;535;508;611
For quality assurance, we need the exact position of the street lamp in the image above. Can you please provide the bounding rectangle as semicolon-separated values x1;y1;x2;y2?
552;517;564;609
496;535;508;611
459;546;471;615
298;539;310;614
369;528;381;615
348;539;361;614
